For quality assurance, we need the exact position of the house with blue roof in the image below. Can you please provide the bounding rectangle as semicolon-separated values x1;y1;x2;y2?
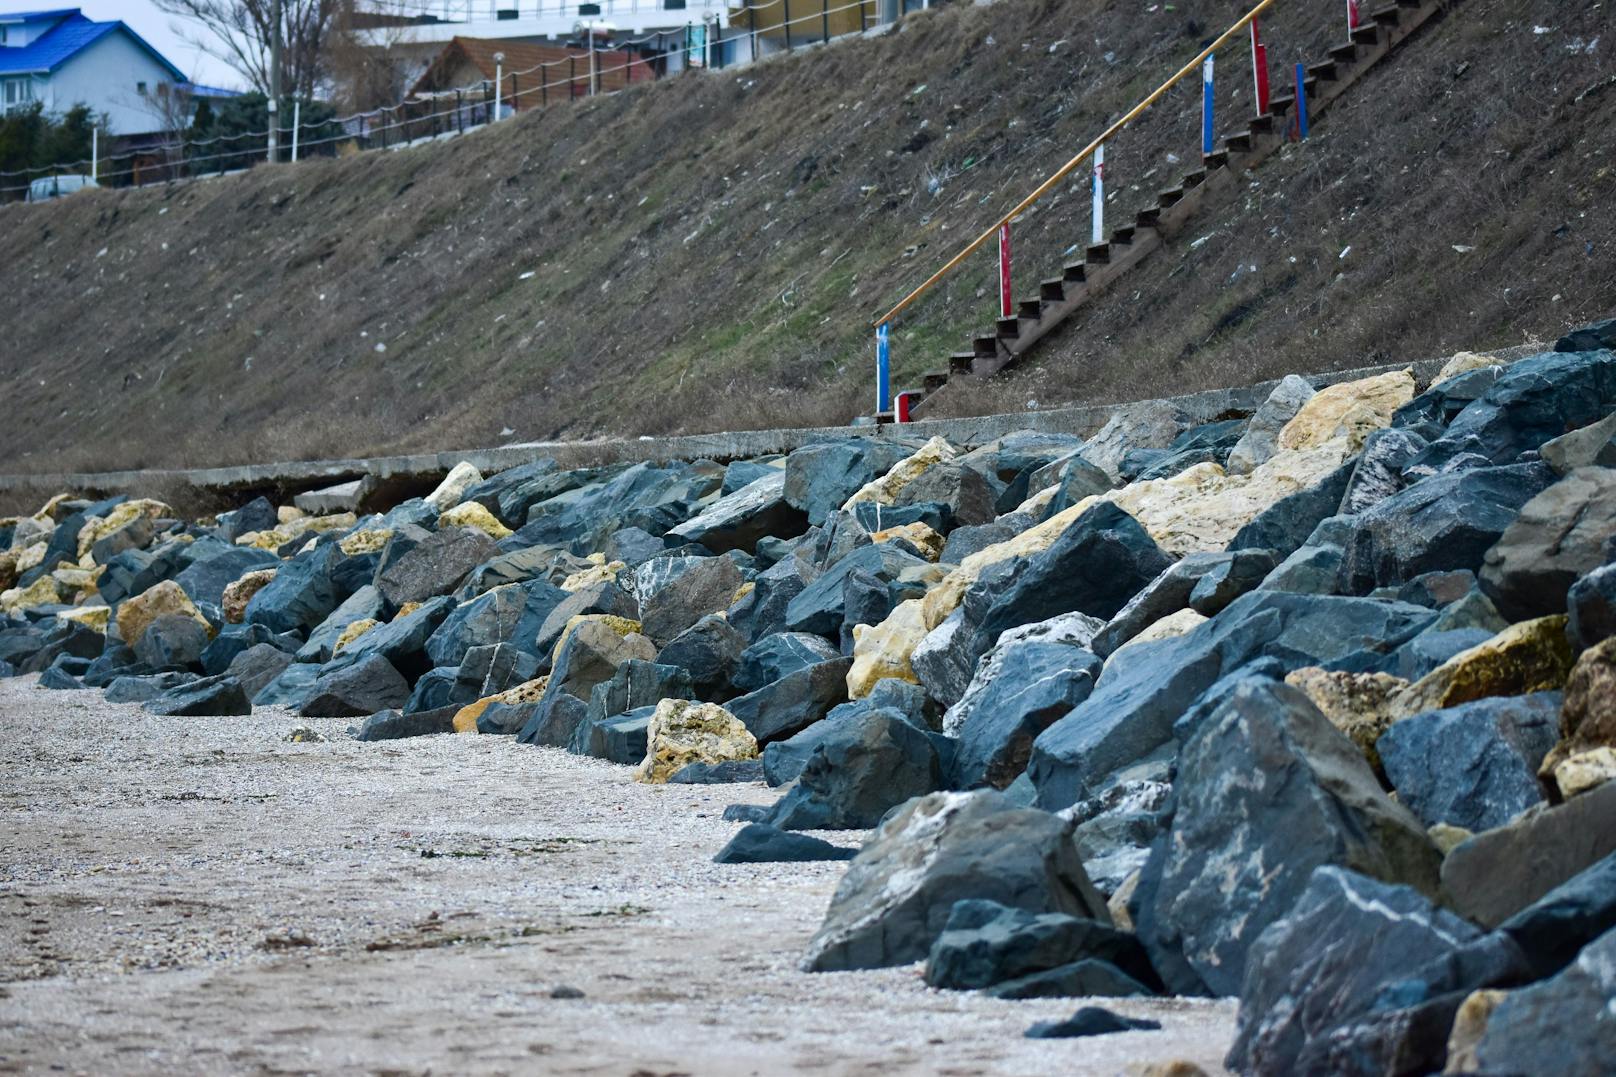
0;7;232;135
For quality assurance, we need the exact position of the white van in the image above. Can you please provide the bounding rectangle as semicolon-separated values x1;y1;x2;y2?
26;174;97;202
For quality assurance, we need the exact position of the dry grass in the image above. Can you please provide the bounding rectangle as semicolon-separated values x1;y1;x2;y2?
0;0;1610;476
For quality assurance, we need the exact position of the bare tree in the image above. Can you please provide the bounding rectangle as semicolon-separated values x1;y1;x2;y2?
324;1;427;112
154;1;341;99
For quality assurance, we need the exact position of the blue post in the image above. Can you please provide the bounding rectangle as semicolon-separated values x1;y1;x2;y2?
1295;63;1310;139
1201;56;1215;157
876;323;892;414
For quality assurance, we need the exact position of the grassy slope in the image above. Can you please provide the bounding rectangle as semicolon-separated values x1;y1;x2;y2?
0;0;1610;475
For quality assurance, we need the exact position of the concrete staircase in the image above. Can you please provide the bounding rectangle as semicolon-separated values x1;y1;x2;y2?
895;0;1453;420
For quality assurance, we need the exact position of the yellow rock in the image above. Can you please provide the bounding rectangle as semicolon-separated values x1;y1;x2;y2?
1107;609;1207;664
634;698;759;784
872;521;945;562
1539;636;1616;778
222;568;277;624
1;575;62;613
1389;616;1574;719
13;541;47;574
1285;667;1411;769
453;676;549;734
276;506;307;525
1551;747;1616;799
115;580;212;646
561;559;626;591
51;566;101;601
32;493;76;522
1445;990;1509;1074
333;618;380;654
395;600;424;619
236;512;357;551
1433;351;1502;385
1277;368;1415;453
75;499;170;559
847;598;928;699
1428;823;1473;856
426;461;484;511
730;581;756;607
439;501;512;539
841;436;957;510
550;613;643;666
0;549;17;592
57;606;110;633
338;528;393;556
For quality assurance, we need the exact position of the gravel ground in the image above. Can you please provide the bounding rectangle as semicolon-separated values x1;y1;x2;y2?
0;674;1235;1075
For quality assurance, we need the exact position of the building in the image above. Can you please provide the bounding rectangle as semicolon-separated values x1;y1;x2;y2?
409;34;655;116
0;7;229;136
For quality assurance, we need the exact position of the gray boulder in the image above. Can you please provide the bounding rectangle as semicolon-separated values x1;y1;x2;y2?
945;638;1101;790
1376;693;1561;831
783;438;918;525
142;673;251;716
1226;459;1356;560
638;555;742;647
1568;563;1616;650
1471;926;1616;1077
713;824;857;864
801;790;1108;972
328;595;454;681
354;705;458;741
1227;867;1484;1077
1441;777;1616;927
174;546;278;608
666;470;808;554
728;555;813;643
725;656;851;745
1338;462;1556;593
296;585;385;664
1539;409;1616;474
251;661;321;709
245;543;341;635
105;670;195;703
1135;679;1441;997
375;526;497;609
764;708;941;830
225;643;295;701
784;542;928;640
132;614;210;670
655;614;745;700
1227;375;1315;475
923;899;1159;994
732;631;840;694
424;578;566;667
1480;467;1616;621
1338;428;1428;515
300;653;410;718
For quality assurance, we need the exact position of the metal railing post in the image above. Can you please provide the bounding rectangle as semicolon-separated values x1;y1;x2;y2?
783;0;792;51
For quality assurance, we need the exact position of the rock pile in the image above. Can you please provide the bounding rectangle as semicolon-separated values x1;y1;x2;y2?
5;329;1616;1070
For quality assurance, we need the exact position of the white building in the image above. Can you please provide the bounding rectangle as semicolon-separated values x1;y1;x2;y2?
0;7;195;135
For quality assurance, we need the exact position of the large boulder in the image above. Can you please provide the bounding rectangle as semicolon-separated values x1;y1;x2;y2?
141;673;251;716
1471;925;1616;1077
666;471;808;554
296;584;385;664
638;555;743;647
634;698;758;784
1338;463;1557;593
225;643;295;701
1377;693;1561;831
245;544;342;635
784;542;928;640
1413;348;1616;470
1225;459;1356;560
655;614;745;701
801;790;1109;972
300;652;410;718
784;438;919;525
970;502;1170;656
116;580;211;652
725;656;852;744
840;436;956;511
732;631;841;693
325;596;455;681
1226;867;1485;1076
1028;591;1436;809
1135;679;1441;997
763;708;941;830
1277;368;1415;454
375;526;498;609
423;578;565;667
1538;636;1616;791
1386;614;1575;720
1480;467;1616;621
713;824;856;864
132;614;211;670
1568;563;1616;651
1081;401;1194;483
1226;375;1316;475
945;637;1101;791
173;546;278;609
1441;777;1616;927
923;899;1159;996
727;555;813;643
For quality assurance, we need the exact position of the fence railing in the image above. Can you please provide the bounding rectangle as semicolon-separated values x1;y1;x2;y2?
1;0;896;199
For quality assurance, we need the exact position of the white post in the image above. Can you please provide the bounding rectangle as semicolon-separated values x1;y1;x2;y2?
495;58;503;120
291;99;300;161
1091;142;1105;245
91;127;98;184
589;30;597;96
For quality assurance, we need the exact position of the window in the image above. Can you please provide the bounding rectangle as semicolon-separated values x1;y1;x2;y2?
2;77;36;113
137;80;147;95
1;27;9;44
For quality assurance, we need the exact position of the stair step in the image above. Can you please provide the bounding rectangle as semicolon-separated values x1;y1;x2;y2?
996;316;1021;338
1204;149;1230;170
1086;242;1111;264
1112;225;1136;246
1350;23;1380;46
1158;186;1185;207
1394;0;1422;7
1268;93;1296;116
1062;262;1087;283
947;353;975;374
1040;277;1067;301
1226;130;1254;153
1136;206;1161;228
1250;113;1275;134
1017;299;1043;320
1307;60;1338;81
1329;42;1360;63
1182;168;1207;189
924;368;952;390
973;335;999;357
1371;4;1403;25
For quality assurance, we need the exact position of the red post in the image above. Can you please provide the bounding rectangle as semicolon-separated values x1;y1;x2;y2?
1250;19;1270;116
997;222;1012;319
895;391;916;424
1347;0;1361;32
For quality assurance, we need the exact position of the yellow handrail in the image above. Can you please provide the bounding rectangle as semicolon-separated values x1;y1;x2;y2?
871;0;1279;329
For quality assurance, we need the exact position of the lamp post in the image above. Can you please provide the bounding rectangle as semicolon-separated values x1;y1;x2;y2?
494;51;504;120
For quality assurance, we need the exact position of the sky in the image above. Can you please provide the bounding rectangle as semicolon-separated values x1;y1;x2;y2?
11;2;247;90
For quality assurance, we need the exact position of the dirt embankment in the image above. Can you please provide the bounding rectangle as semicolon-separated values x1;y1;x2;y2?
0;0;1610;475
